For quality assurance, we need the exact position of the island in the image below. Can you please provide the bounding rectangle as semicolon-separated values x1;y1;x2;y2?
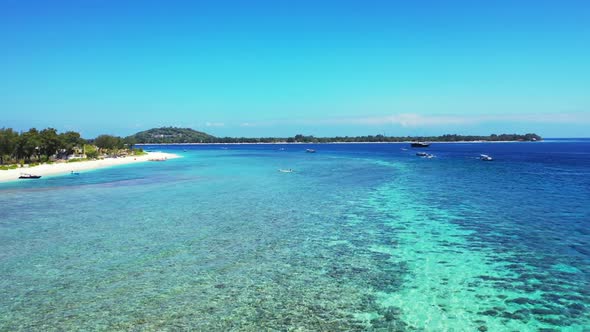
0;126;542;182
127;127;542;144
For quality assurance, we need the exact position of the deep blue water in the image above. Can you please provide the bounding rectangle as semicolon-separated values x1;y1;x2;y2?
1;140;589;331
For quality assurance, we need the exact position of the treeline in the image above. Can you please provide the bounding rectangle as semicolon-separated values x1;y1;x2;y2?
158;133;542;144
130;127;542;144
0;128;139;165
280;133;542;143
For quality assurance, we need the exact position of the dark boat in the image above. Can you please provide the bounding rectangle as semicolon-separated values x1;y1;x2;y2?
411;142;430;148
19;173;41;179
306;149;316;153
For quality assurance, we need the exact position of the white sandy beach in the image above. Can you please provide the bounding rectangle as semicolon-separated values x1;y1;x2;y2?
0;152;180;183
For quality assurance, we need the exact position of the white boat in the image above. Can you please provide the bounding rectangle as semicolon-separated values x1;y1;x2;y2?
278;169;294;173
480;154;493;161
416;152;434;158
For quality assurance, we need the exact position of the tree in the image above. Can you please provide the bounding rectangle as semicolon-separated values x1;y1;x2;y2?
123;136;137;150
59;131;85;156
18;128;41;162
94;135;121;151
39;128;61;160
84;144;99;159
0;128;18;164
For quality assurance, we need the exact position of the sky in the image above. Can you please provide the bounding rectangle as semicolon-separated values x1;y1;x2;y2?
1;0;589;138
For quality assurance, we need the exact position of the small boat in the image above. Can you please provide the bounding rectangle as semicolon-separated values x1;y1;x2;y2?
70;171;80;175
411;142;430;148
306;149;316;153
401;148;408;151
278;169;294;173
149;158;167;161
416;152;435;158
19;173;41;179
480;154;493;161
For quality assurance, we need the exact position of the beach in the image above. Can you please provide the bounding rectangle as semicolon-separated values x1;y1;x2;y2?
0;151;180;183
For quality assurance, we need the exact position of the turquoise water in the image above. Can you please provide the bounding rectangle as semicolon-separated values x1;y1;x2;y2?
1;142;589;331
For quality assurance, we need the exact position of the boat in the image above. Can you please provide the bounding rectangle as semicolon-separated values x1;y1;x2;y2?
149;158;167;161
278;169;294;173
306;149;316;153
19;173;41;179
411;142;430;148
416;152;435;158
480;154;493;161
70;171;80;175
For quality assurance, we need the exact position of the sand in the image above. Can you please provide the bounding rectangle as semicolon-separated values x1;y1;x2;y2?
0;152;180;183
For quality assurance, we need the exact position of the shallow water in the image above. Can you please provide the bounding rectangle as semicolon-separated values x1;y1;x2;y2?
1;141;589;331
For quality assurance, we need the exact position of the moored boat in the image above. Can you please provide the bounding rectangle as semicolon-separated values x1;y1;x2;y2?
411;142;430;148
19;173;41;179
480;154;493;161
306;149;316;153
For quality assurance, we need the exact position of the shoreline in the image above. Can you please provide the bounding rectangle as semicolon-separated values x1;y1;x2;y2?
0;152;180;184
138;140;542;145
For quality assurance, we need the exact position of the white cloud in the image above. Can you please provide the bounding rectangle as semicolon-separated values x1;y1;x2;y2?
315;112;590;127
203;112;590;130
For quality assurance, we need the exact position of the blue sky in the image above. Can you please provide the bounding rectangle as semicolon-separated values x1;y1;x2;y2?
1;0;589;138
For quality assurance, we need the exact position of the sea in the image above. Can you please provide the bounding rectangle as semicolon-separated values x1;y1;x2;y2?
1;140;589;331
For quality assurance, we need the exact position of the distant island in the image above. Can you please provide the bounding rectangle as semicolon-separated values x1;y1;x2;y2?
128;127;542;144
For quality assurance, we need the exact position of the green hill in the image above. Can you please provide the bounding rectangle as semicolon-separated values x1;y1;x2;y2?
129;127;216;143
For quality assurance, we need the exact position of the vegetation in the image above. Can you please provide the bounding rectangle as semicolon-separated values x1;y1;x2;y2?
128;127;215;144
132;148;147;156
83;144;99;159
0;164;18;170
67;158;90;163
0;127;144;166
0;125;541;167
130;127;542;144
